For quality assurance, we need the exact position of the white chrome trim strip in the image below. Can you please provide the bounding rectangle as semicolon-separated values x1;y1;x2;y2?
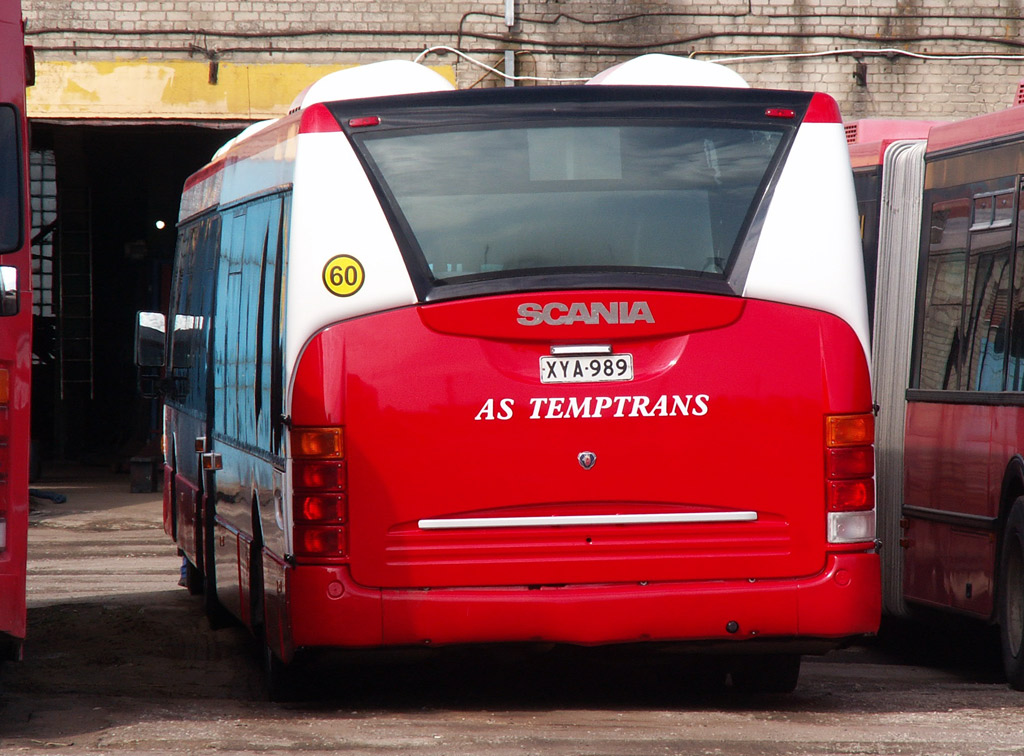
549;344;613;356
418;511;758;530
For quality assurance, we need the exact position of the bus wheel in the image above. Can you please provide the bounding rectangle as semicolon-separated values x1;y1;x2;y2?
202;505;233;629
184;558;203;595
999;498;1024;690
262;642;298;702
730;654;801;694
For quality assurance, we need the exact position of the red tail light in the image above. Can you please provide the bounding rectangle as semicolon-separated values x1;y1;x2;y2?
826;447;874;479
348;116;381;128
293;460;346;490
291;426;348;559
825;413;875;544
293;525;347;558
827;479;875;512
296;493;346;523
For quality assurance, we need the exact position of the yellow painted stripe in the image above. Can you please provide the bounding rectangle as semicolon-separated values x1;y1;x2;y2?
27;58;455;120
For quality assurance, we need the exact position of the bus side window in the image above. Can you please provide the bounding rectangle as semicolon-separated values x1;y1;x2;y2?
168;224;198;397
916;198;970;391
1008;184;1024;391
269;194;288;457
255;197;284;453
213;209;247;441
212;195;285;454
962;189;1014;392
168;215;219;410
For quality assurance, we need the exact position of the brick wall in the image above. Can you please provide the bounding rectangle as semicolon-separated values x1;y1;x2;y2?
21;0;1024;120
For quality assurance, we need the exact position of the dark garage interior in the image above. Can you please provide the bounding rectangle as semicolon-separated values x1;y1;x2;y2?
28;123;241;473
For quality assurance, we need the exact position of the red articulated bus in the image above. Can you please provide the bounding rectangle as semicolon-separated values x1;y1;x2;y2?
0;2;33;664
851;97;1024;690
137;54;880;696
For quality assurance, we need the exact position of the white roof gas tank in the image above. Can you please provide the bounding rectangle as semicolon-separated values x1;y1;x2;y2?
290;59;455;113
588;53;748;88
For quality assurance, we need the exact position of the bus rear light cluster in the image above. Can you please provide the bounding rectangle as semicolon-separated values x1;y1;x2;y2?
291;426;348;559
825;413;875;544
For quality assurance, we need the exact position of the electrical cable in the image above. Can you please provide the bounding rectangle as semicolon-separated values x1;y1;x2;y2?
706;47;1024;64
413;46;588;83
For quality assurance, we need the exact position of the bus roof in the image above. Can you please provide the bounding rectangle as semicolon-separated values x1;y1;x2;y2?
845;119;942;169
926;103;1024;156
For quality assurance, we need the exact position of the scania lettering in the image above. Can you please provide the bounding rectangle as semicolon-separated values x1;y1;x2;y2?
137;53;879;697
517;301;655;326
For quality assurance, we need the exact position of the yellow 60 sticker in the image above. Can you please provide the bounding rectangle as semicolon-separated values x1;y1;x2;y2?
322;255;365;297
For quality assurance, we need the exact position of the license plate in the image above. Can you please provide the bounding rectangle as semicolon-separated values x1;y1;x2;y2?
540;354;634;384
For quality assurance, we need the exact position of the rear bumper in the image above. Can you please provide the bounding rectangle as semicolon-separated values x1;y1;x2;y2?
287;551;880;652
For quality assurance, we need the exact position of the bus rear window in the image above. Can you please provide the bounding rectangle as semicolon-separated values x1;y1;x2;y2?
361;123;783;286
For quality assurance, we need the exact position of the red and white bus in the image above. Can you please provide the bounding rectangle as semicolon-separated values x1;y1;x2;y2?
850;101;1024;690
138;54;880;695
0;3;34;663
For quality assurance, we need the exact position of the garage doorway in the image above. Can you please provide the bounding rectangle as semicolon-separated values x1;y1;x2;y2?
29;123;242;470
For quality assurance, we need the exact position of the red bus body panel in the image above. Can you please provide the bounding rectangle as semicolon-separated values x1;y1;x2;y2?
288;290;878;645
0;5;32;656
904;402;1006;617
288;553;880;649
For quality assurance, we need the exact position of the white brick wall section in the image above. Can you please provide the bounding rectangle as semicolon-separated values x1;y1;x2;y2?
20;0;1024;120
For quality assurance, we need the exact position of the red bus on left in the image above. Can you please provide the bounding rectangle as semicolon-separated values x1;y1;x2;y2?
0;2;34;663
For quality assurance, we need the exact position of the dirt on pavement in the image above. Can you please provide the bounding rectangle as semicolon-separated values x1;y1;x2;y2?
2;466;1024;756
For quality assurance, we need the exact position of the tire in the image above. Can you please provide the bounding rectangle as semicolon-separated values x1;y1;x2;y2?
249;505;265;636
262;642;298;702
201;490;233;630
184;558;203;595
999;498;1024;690
730;654;801;694
249;500;293;701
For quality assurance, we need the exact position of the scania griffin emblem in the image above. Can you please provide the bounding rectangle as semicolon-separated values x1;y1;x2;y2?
577;451;597;470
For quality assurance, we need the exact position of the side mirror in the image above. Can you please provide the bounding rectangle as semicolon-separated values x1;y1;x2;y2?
134;311;166;367
135;311;166;399
0;266;18;317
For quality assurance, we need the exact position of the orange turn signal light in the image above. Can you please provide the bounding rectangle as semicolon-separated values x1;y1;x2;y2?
292;427;344;459
826;413;874;448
